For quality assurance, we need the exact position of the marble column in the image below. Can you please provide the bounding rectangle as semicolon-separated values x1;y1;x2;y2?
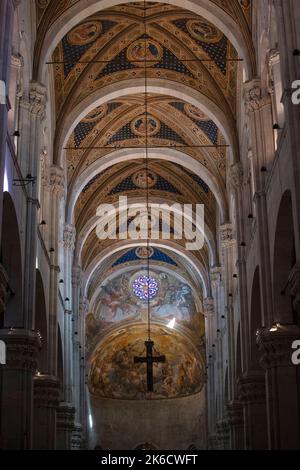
257;325;300;449
21;82;47;328
244;80;274;326
216;419;230;450
227;401;244;450
219;225;237;401
56;402;75;450
203;297;216;440
238;370;268;449
0;328;40;449
33;374;60;449
0;0;19;247
273;0;300;242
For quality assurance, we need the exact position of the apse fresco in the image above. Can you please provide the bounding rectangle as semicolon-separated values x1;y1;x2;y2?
89;327;205;399
86;270;204;350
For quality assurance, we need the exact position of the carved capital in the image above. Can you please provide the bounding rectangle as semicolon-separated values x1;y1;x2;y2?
47;165;65;198
210;266;223;290
203;297;214;318
244;79;271;113
29;81;47;117
216;419;230;445
79;296;89;316
0;329;41;371
227;401;244;426
257;324;300;369
230;162;244;189
56;402;75;431
238;370;266;404
34;374;61;409
220;223;235;248
71;423;82;450
63;224;76;251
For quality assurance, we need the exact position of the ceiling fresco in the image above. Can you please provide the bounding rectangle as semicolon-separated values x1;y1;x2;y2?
66;95;227;192
86;268;202;336
74;159;216;236
50;3;238;118
88;325;206;399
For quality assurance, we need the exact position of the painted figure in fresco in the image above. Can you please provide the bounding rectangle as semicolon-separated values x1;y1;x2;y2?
133;116;158;136
133;170;157;189
89;335;203;400
68;21;101;45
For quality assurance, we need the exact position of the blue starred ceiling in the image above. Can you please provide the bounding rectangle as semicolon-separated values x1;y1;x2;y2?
112;248;177;267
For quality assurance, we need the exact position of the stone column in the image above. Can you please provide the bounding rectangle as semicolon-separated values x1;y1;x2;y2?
78;296;88;434
244;80;274;326
72;423;83;450
238;370;268;449
227;401;244;450
62;224;76;405
219;224;237;400
33;374;60;449
203;297;216;440
273;0;300;242
44;165;64;378
56;402;75;450
288;262;300;325
229;164;250;370
0;328;40;449
216;419;230;450
21;82;47;329
0;0;19;247
257;325;300;449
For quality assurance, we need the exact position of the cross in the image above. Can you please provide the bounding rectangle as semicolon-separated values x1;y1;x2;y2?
134;340;166;392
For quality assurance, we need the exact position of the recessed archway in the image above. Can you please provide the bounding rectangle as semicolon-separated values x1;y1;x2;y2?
0;193;23;328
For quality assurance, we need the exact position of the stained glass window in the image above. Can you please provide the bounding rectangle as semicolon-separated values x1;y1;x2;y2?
132;275;159;301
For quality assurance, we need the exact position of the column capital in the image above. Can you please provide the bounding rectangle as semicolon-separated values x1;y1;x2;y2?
71;423;83;450
63;224;76;251
0;329;41;371
28;81;47;117
56;402;76;431
257;324;300;369
237;370;266;404
210;266;223;290
203;297;214;317
229;162;244;189
220;223;236;248
47;165;65;197
79;296;89;316
34;374;61;409
244;79;271;113
227;400;244;426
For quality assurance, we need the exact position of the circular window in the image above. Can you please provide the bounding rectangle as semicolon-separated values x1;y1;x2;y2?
132;275;159;301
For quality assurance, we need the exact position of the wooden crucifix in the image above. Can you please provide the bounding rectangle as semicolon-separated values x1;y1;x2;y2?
134;340;166;392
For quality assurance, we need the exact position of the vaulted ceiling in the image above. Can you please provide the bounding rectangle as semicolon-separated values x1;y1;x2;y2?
35;1;254;399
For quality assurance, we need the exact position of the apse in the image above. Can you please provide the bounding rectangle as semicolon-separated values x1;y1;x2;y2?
86;262;207;449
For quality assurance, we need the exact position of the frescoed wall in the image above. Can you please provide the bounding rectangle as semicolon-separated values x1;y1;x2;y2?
86;269;204;350
88;326;205;400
